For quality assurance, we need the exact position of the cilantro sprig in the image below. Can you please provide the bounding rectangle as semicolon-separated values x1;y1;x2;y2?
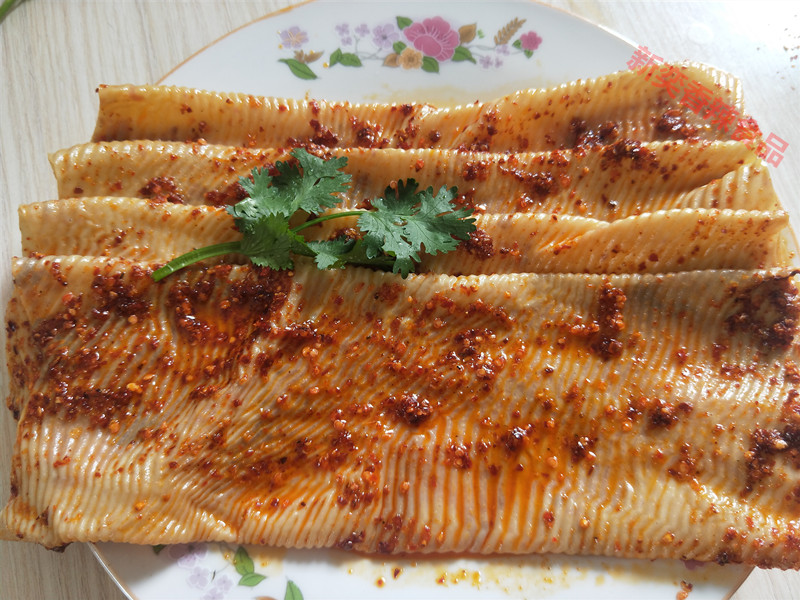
151;149;476;282
0;0;26;24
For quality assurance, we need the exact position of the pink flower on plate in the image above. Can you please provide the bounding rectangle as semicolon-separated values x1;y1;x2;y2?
404;17;460;61
519;31;542;52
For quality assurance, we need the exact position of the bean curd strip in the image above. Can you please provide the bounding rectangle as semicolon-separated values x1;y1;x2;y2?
50;141;778;219
19;198;792;274
92;64;744;151
3;257;800;571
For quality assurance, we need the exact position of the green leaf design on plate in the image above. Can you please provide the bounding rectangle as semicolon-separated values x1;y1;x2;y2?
152;544;166;555
330;49;362;68
232;545;267;587
393;40;407;54
421;56;439;73
279;58;317;80
238;572;267;587
339;52;363;67
285;580;304;600
233;545;255;575
512;39;533;58
451;45;476;63
396;16;412;29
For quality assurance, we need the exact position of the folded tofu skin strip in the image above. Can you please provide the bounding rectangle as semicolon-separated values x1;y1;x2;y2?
91;63;741;151
4;65;800;572
17;199;792;274
49;141;779;219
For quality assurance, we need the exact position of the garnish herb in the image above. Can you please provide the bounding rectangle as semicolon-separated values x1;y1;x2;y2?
151;149;476;282
0;0;26;24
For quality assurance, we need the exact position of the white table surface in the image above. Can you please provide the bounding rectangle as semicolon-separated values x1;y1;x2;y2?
1;1;798;598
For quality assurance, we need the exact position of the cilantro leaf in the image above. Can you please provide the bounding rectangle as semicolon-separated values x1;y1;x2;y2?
232;149;350;220
307;236;398;271
403;182;475;254
358;180;476;277
271;150;351;215
238;214;306;270
306;237;356;270
234;166;280;217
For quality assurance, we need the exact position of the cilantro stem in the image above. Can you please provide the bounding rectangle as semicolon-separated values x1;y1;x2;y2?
0;0;24;23
292;210;365;233
151;241;242;282
150;209;370;283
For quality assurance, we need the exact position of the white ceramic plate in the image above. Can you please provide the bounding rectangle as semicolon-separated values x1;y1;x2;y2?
93;1;751;598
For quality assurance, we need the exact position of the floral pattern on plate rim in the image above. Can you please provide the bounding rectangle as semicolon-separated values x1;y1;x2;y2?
151;543;303;599
277;15;543;79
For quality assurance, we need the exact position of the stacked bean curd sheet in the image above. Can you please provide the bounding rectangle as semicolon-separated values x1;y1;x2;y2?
4;63;800;571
